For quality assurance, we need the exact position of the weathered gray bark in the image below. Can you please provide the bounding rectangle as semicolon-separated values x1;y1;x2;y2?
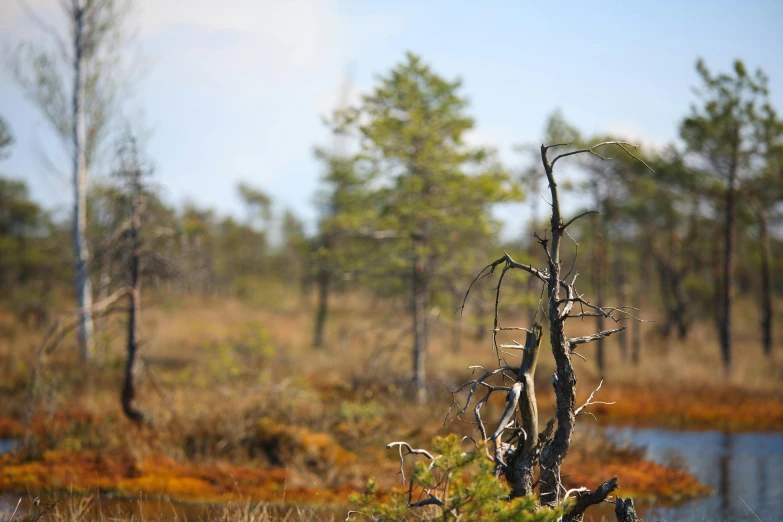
538;145;576;505
615;496;643;522
507;324;542;498
72;3;95;361
564;476;619;522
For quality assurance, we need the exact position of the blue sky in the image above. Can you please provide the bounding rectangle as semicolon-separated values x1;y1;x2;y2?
1;0;781;234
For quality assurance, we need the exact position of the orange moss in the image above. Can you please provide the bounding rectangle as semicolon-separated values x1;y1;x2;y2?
529;382;783;432
590;384;783;432
0;449;354;505
565;451;712;504
255;417;357;471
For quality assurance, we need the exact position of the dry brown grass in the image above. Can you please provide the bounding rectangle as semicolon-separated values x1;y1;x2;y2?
0;285;780;512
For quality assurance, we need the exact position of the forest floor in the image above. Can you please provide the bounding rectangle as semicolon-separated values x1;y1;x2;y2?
0;287;781;520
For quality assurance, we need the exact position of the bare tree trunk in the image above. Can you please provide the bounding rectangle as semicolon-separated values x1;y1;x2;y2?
753;202;773;356
122;154;145;425
655;257;674;338
632;251;643;365
412;238;428;402
72;3;94;362
507;325;542;498
614;228;628;360
719;157;738;374
313;262;330;349
592;210;605;375
538;146;577;505
671;271;689;340
615;497;642;522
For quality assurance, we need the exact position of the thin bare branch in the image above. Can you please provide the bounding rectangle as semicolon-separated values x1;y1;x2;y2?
550;141;653;171
575;380;615;417
543;142;572;151
568;326;627;347
386;442;435;461
563;209;599;230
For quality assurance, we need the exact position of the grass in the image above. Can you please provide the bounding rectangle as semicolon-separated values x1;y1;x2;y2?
0;492;342;521
0;283;781;518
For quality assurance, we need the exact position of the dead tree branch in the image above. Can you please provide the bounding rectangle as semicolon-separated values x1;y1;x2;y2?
575;380;615;421
371;138;649;521
568;327;627;347
564;476;619;522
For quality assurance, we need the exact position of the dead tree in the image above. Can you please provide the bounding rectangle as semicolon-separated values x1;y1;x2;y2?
118;134;147;425
383;141;650;522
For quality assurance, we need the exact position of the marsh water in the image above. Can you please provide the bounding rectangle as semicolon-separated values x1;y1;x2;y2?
606;427;783;522
2;429;782;521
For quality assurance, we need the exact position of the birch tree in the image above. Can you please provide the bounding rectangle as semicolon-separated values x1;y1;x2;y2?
9;0;135;361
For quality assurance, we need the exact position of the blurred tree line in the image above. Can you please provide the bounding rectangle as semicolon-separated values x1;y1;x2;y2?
1;53;781;389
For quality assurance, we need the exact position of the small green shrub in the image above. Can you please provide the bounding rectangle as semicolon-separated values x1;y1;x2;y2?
350;434;567;521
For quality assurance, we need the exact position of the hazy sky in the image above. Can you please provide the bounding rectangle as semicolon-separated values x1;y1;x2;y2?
1;0;782;233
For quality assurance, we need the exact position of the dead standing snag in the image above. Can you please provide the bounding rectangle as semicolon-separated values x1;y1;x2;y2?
382;141;651;521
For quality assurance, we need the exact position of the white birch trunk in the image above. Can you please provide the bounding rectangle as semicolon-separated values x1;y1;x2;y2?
72;2;95;361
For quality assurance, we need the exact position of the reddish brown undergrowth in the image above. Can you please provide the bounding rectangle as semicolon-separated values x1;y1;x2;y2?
2;293;778;510
0;449;356;504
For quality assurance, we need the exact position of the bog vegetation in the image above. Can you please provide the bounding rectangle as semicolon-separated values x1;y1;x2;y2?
0;2;782;521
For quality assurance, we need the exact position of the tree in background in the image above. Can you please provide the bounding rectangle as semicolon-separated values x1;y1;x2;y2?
311;149;365;349
279;208;307;289
336;53;521;399
10;0;137;361
681;59;775;373
742;102;783;356
113;128;151;424
0;118;63;328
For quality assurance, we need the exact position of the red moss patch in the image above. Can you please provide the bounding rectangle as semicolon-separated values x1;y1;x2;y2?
0;450;353;504
592;384;783;432
565;451;712;504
